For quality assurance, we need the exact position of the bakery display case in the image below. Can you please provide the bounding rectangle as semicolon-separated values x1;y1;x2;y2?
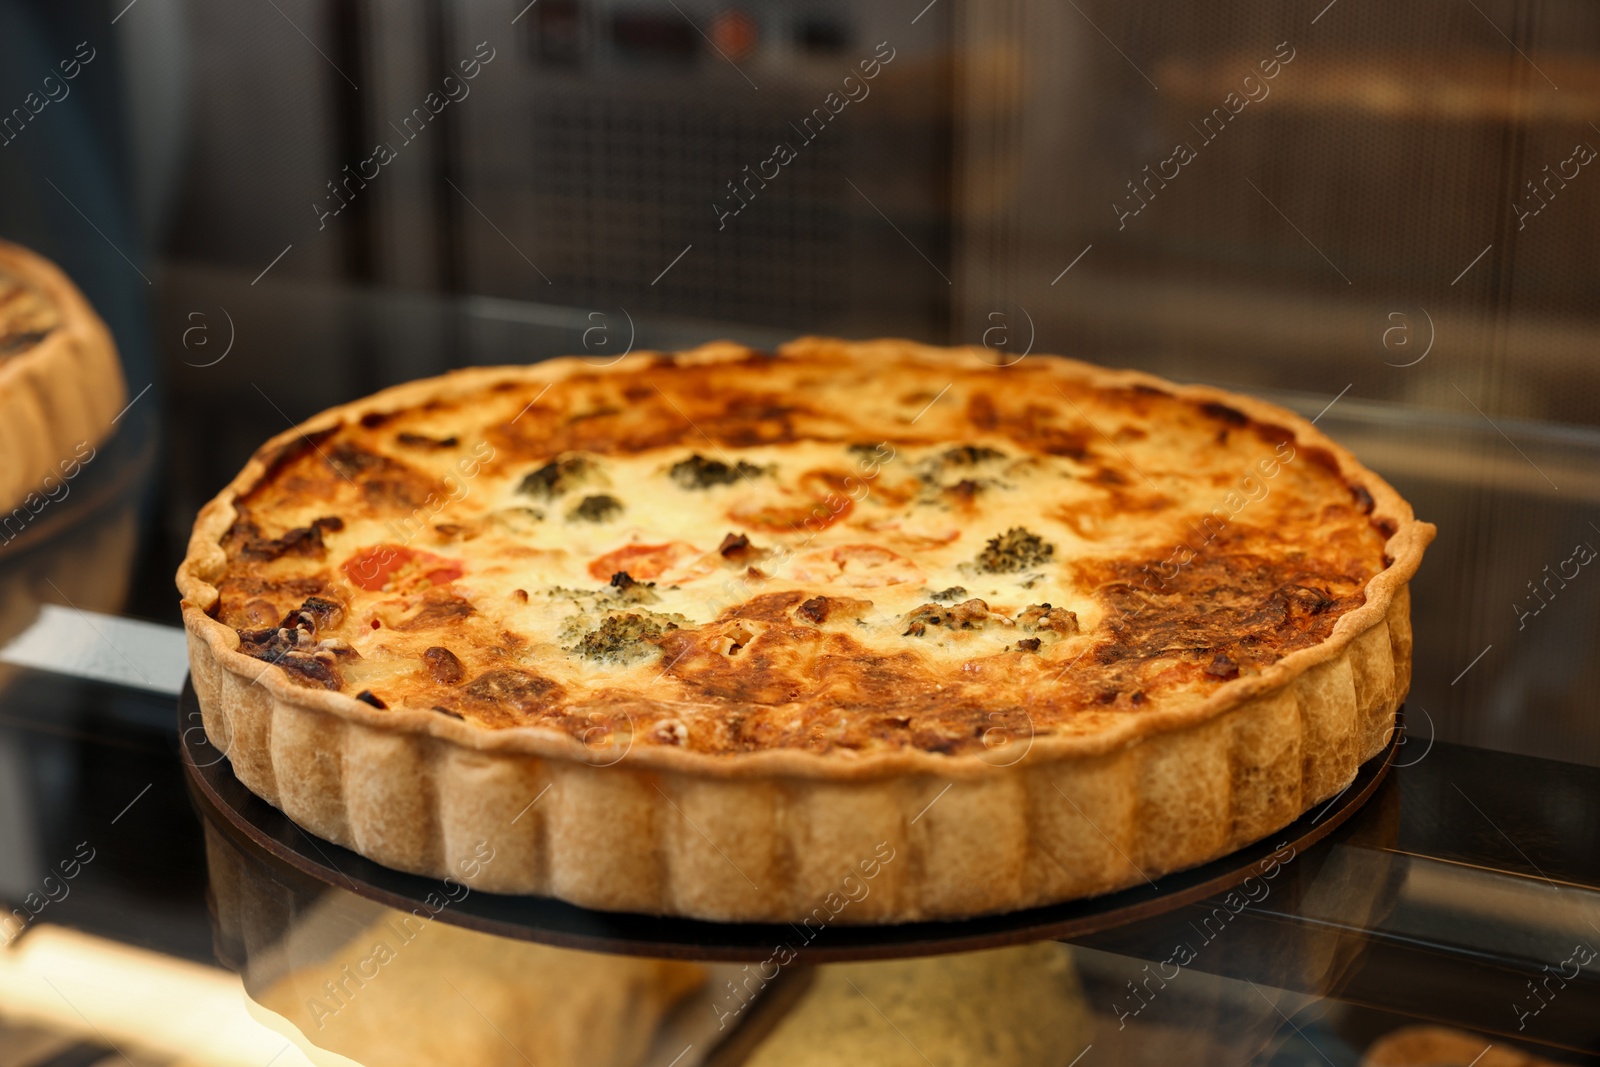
0;282;1595;1064
3;0;1600;1063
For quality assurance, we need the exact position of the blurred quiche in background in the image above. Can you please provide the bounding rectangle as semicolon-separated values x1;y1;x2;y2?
0;239;127;521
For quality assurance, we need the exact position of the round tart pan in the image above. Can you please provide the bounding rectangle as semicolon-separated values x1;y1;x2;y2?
182;682;1401;963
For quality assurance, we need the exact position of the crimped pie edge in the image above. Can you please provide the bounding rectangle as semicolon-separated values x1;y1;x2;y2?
178;339;1429;921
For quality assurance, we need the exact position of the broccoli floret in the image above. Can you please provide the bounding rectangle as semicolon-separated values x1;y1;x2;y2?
568;494;623;523
669;453;763;489
928;586;968;603
608;571;660;604
975;527;1055;573
518;455;593;499
574;612;682;665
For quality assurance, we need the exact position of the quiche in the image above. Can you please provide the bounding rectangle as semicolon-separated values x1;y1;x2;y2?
178;338;1433;923
0;240;126;522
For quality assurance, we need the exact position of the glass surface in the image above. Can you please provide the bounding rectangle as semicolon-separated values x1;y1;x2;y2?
2;0;1600;1063
4;672;1598;1062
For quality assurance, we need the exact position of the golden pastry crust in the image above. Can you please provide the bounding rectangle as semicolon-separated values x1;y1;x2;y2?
0;240;126;518
179;338;1432;922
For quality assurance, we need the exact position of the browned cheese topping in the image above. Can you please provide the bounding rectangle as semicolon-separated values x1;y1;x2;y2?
209;341;1392;757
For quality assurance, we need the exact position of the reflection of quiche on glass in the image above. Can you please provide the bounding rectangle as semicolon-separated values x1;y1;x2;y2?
179;338;1432;923
0;240;126;525
255;910;705;1067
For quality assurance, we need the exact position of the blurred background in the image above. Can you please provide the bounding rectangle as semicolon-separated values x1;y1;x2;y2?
1;1;1599;1062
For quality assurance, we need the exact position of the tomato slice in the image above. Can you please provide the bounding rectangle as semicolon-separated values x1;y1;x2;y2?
344;545;410;591
343;544;463;592
857;519;961;548
423;564;465;586
787;544;920;588
730;503;852;533
730;469;865;534
587;541;699;582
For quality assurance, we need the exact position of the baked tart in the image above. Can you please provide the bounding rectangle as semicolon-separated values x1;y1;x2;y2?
0;240;126;523
178;338;1433;923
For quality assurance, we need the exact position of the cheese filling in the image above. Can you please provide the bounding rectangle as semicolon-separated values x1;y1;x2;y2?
209;345;1391;756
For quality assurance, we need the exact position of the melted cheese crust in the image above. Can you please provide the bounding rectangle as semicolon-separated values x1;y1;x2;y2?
210;340;1393;757
0;266;59;359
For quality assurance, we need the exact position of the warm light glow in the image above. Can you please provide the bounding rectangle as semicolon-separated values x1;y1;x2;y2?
0;924;347;1066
